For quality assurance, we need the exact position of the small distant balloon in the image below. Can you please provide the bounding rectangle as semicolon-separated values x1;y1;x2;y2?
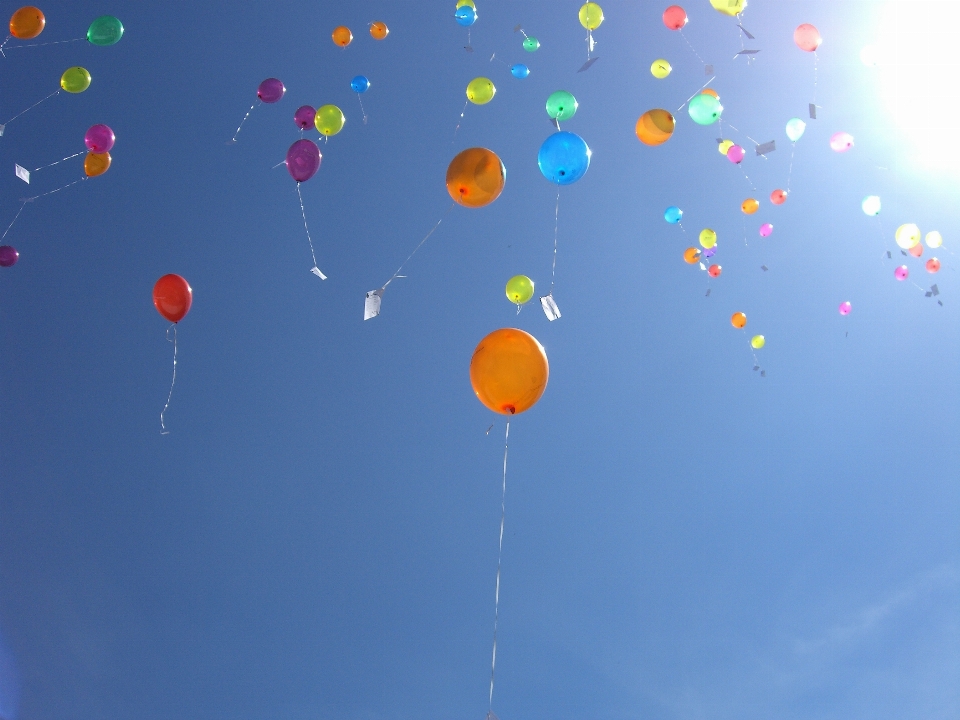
351;75;370;93
895;223;921;249
731;312;747;329
683;247;701;264
699;229;717;249
294;105;316;130
314;105;345;136
751;335;766;349
84;124;115;153
830;132;854;152
701;88;719;100
785;118;806;142
664;206;683;224
662;5;688;30
332;26;353;47
707;264;722;278
456;0;476;7
925;231;943;248
446;147;506;208
688;93;722;125
523;36;540;51
894;265;909;281
710;0;745;16
651;59;672;79
10;6;44;39
726;144;745;164
703;246;717;258
455;6;478;26
862;195;881;216
60;67;91;93
87;15;123;46
467;77;496;105
0;245;19;267
770;189;788;205
838;301;852;315
538;131;590;185
759;223;773;237
908;243;923;258
286;139;322;182
546;91;577;121
369;21;389;40
718;139;734;156
511;64;530;79
635;109;675;146
258;78;285;103
84;151;111;177
505;275;535;305
742;198;759;214
926;258;941;273
579;2;604;30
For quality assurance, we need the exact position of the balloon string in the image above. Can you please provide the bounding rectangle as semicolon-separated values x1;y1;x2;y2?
678;29;707;66
381;202;455;289
813;52;819;105
228;100;259;144
33;150;83;172
676;76;716;113
549;186;560;294
488;420;510;711
3;89;59;126
160;323;178;435
786;143;797;194
3;37;83;50
452;100;469;142
297;182;322;274
0;201;27;241
357;93;368;124
23;176;86;201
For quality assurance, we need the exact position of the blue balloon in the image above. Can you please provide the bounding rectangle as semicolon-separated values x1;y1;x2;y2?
455;6;477;26
538;131;591;185
664;206;683;224
511;64;530;79
350;75;370;93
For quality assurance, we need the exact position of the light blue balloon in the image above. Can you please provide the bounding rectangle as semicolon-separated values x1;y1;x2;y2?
350;75;370;93
511;64;530;79
785;117;806;142
455;6;477;26
538;131;591;185
664;206;683;224
862;195;881;216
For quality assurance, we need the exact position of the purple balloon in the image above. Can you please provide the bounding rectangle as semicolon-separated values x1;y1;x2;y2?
84;124;115;153
257;78;285;104
294;105;316;130
286;139;321;182
0;245;19;267
703;247;717;258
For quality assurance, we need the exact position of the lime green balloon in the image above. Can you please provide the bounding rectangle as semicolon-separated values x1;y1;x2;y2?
505;275;535;305
650;59;672;79
699;228;717;249
578;2;604;30
546;90;577;121
523;36;540;52
315;105;345;136
466;77;496;105
687;93;723;125
456;0;476;7
60;67;91;94
87;15;123;46
751;335;766;349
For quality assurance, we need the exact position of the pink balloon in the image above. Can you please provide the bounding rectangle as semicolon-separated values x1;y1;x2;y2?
830;132;854;152
726;144;745;164
794;23;822;52
894;265;909;281
257;78;285;103
286;139;321;182
908;242;923;258
662;5;687;31
759;223;773;237
84;124;115;153
926;258;941;273
838;301;851;315
294;105;316;130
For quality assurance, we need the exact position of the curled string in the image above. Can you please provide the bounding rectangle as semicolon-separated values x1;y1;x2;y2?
676;76;716;113
3;89;59;126
160;323;178;435
3;37;83;50
357;93;368;124
34;150;83;172
488;420;510;711
296;182;321;272
228;100;259;144
1;201;27;241
549;186;560;294
381;202;455;290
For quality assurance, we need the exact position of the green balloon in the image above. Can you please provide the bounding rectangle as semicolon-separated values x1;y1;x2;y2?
546;90;577;121
466;77;496;105
505;275;535;305
523;36;540;52
87;15;123;46
687;93;723;125
60;67;91;94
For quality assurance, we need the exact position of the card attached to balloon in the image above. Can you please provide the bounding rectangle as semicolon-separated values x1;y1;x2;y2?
15;164;29;183
310;266;327;280
755;141;776;155
540;294;561;321
809;103;818;119
364;289;383;320
578;57;599;73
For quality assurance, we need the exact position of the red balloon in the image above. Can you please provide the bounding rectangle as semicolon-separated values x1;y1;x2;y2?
662;5;687;30
794;23;822;52
153;274;193;323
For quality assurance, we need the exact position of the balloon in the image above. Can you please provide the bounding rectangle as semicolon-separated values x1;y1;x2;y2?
862;195;881;216
60;67;91;94
511;64;530;79
635;109;676;146
505;275;535;305
650;59;672;79
84;124;115;153
579;2;604;30
718;139;734;155
314;105;345;136
830;132;854;152
446;147;506;208
332;26;353;47
664;206;683;224
286;139;322;182
741;198;759;214
794;23;822;52
470;328;549;415
701;88;719;100
369;21;389;40
751;335;766;349
546;91;577;121
467;77;496;105
699;229;717;249
662;5;688;30
710;0;745;16
759;223;773;237
153;274;193;323
926;231;943;248
894;265;909;281
523;36;540;52
258;78;285;103
9;6;44;39
785;117;806;142
731;312;747;329
294;105;317;130
455;6;477;26
351;75;370;93
538;131;591;185
456;0;476;7
703;247;717;258
84;151;111;177
908;242;923;258
87;15;123;46
895;223;920;249
683;247;701;264
726;144;745;163
687;93;722;125
838;301;852;315
707;264;722;278
0;246;19;267
926;258;941;273
770;189;788;205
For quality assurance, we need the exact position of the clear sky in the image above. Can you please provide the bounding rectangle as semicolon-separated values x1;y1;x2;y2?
0;1;958;719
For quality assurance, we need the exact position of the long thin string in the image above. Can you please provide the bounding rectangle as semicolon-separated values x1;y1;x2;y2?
813;52;819;105
489;420;510;711
549;186;560;293
24;176;86;201
296;182;322;274
786;143;797;194
357;94;368;124
160;324;178;435
3;37;82;50
33;150;83;172
3;89;59;126
381;202;455;289
676;76;716;113
1;201;27;240
452;100;469;141
228;101;258;144
678;29;706;66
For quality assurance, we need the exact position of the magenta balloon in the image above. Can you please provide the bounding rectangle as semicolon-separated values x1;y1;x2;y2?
286;139;321;182
0;245;18;267
257;78;285;103
838;301;851;315
894;265;909;281
84;124;115;153
759;223;773;237
726;144;745;164
294;105;316;130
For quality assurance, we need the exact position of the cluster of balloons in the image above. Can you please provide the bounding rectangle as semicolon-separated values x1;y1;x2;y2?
330;20;389;46
83;123;115;177
455;0;477;27
9;8;123;45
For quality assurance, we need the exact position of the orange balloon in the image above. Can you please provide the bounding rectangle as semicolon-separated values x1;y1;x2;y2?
635;109;676;146
770;189;788;205
332;26;353;47
741;198;759;214
470;328;548;415
369;21;389;40
84;151;111;177
10;6;44;39
701;88;719;99
683;247;701;264
446;147;506;208
731;312;747;329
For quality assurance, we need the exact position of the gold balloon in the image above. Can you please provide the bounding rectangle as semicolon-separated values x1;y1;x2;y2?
445;148;506;208
635;109;675;146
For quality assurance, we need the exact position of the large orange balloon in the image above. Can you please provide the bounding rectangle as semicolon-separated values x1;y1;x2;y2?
153;274;193;323
10;6;44;39
470;328;548;416
332;26;353;47
635;109;675;146
84;152;111;177
446;147;506;208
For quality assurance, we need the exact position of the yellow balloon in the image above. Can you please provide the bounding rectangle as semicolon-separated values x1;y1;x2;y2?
718;139;734;155
751;335;765;349
578;2;603;30
895;223;921;249
710;0;746;17
505;275;535;305
926;231;943;248
650;59;671;79
699;228;717;249
456;0;476;7
466;77;496;105
314;104;345;136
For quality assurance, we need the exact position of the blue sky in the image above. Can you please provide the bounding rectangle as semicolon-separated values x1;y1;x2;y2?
0;1;957;719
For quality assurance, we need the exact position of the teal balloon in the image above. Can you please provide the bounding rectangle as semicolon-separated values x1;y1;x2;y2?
664;206;683;224
687;93;723;125
87;15;123;46
538;131;590;185
785;117;806;142
546;91;577;121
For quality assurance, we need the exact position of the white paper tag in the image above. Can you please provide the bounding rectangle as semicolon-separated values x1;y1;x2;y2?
0;124;5;137
15;164;29;184
364;289;383;320
578;57;598;73
310;266;327;280
540;294;561;321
